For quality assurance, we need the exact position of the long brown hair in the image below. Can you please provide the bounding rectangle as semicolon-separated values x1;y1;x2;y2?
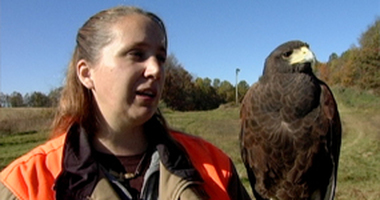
51;6;168;138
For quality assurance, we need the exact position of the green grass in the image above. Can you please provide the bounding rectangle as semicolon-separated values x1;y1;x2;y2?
332;88;380;199
332;87;380;111
0;131;48;169
164;106;251;190
0;88;379;199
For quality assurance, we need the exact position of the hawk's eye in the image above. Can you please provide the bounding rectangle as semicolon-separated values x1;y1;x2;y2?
282;50;293;58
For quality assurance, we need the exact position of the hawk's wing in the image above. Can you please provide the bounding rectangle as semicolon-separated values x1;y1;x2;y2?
319;82;342;200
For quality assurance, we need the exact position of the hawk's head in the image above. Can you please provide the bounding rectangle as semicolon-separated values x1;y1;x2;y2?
263;40;316;76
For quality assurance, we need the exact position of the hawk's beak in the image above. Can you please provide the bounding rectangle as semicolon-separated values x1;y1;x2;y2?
289;46;316;66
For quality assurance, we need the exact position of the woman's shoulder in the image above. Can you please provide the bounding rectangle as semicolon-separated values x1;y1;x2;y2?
170;130;231;165
171;130;220;149
169;130;236;199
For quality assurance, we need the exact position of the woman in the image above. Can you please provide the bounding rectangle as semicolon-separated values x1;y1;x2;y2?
0;6;250;200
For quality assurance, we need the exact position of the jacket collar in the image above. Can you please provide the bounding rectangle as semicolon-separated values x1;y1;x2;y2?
157;143;202;182
54;123;99;199
145;118;203;182
54;122;203;199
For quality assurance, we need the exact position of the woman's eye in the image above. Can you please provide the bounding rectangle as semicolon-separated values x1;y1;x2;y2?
129;50;145;61
156;54;167;64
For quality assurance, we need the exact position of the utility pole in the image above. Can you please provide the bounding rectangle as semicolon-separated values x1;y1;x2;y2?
235;68;240;105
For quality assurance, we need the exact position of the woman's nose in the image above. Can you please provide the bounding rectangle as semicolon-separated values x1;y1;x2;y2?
144;56;162;80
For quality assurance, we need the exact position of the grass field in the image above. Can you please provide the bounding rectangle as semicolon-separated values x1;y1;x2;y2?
0;88;379;199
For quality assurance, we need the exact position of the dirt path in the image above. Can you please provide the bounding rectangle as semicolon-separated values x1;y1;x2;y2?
336;104;380;200
338;104;380;149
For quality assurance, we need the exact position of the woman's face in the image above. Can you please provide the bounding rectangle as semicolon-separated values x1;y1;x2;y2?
81;14;166;132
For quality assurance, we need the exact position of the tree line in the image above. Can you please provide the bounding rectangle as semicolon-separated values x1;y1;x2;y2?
314;18;379;94
0;55;250;111
162;54;249;111
0;89;62;108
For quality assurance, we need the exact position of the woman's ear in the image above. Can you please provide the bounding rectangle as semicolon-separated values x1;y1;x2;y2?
77;59;95;89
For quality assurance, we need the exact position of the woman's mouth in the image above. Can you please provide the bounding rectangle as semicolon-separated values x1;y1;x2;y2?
136;89;156;98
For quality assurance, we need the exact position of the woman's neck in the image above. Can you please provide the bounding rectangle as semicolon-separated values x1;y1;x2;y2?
92;125;148;156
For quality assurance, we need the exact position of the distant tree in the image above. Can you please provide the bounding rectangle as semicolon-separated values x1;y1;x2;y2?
356;18;380;93
343;48;362;87
23;93;31;106
314;62;330;83
359;17;380;51
193;77;224;110
48;87;63;107
9;91;24;107
217;80;235;103
0;92;4;107
327;49;356;86
0;92;10;107
28;91;50;107
212;78;221;89
162;54;197;111
356;48;380;93
195;77;208;89
237;80;250;102
328;53;338;62
203;77;212;87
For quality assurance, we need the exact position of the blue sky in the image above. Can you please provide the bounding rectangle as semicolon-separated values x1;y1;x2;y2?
1;1;379;95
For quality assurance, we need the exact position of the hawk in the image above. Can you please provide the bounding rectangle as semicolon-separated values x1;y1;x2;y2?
240;40;341;200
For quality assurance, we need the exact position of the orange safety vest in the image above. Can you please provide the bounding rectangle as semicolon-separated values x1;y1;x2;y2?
0;131;232;200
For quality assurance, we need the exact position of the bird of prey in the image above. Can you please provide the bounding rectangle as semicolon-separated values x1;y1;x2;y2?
240;40;341;200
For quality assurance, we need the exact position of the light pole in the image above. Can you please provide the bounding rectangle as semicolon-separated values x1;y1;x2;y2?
235;68;240;105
